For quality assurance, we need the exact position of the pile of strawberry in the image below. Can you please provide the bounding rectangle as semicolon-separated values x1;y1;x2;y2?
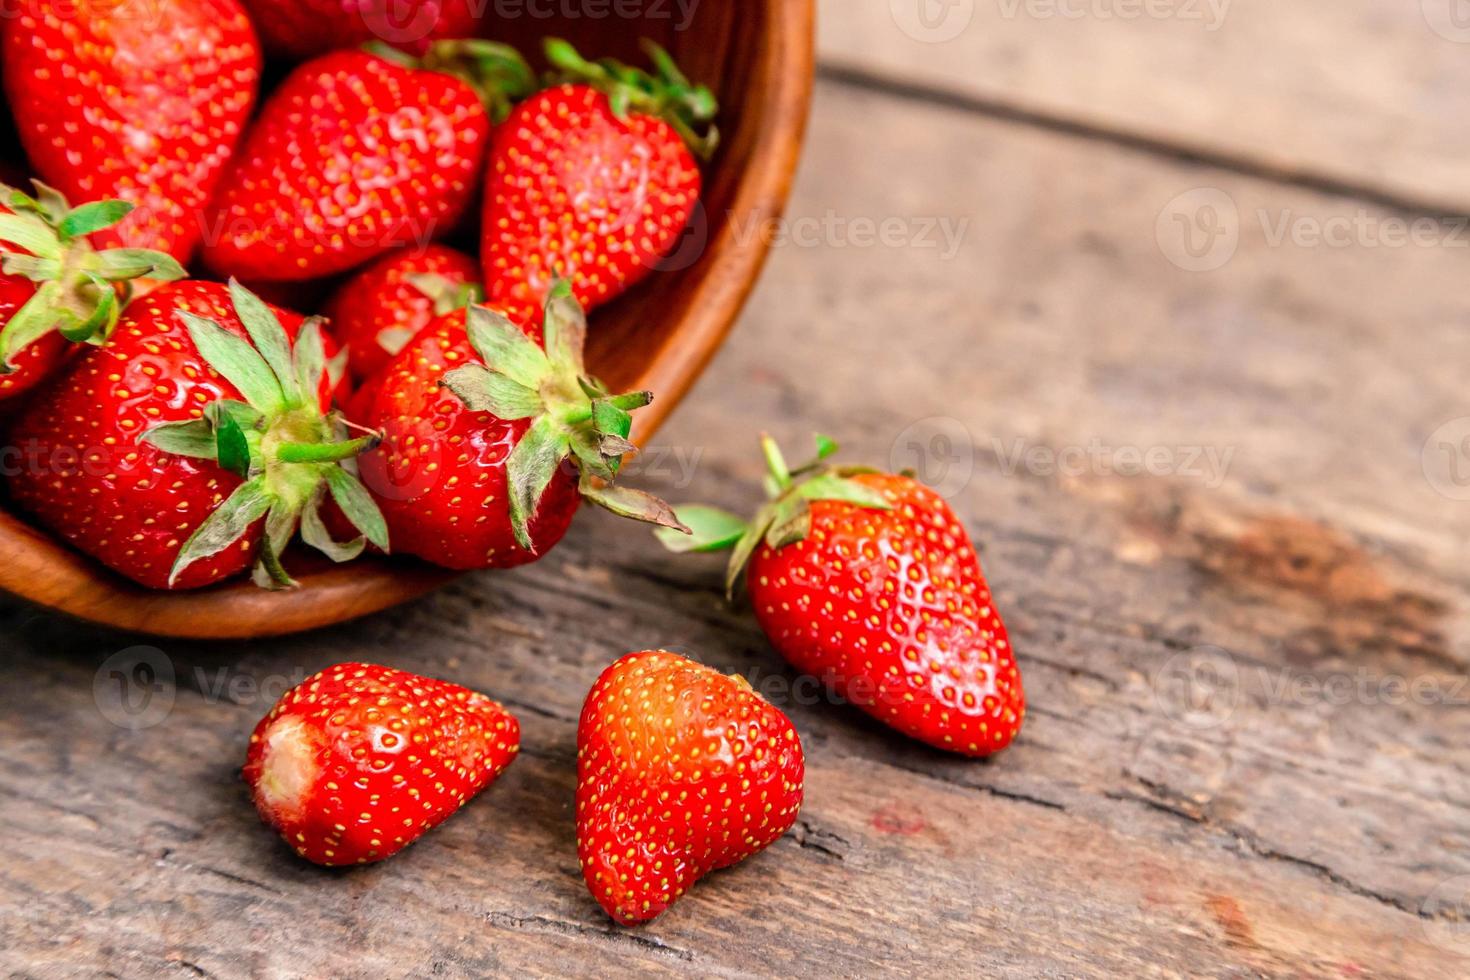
0;1;1027;927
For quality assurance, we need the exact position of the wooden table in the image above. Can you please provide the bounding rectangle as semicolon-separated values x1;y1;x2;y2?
4;2;1468;976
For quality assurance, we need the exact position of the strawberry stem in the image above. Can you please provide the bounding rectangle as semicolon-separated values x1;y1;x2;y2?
274;433;381;464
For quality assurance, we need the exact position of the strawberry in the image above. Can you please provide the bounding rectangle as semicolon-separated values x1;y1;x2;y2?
242;0;479;60
201;44;531;283
658;437;1026;757
354;286;688;569
0;183;186;403
323;244;482;382
576;650;804;926
480;39;717;331
2;0;261;262
244;662;519;866
5;279;387;590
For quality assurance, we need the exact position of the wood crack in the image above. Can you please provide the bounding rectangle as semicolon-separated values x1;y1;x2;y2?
481;910;696;961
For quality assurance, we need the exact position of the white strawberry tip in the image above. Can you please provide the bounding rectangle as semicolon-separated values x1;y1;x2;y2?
139;280;389;590
253;715;321;824
439;284;691;553
654;434;894;597
0;181;187;373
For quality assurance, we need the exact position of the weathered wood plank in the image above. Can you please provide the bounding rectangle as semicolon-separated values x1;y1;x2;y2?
820;0;1470;213
3;74;1470;978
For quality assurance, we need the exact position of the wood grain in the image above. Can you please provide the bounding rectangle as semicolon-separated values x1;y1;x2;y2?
3;58;1468;976
820;0;1470;214
0;0;817;639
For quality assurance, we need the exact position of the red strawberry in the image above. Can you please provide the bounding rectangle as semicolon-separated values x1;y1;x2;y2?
354;288;687;569
2;0;261;261
577;651;804;926
244;662;519;866
0;183;187;403
659;437;1026;757
242;0;479;60
202;44;531;283
324;244;481;382
480;40;716;330
5;279;386;590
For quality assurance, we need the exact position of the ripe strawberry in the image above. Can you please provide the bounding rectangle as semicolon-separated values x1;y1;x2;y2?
480;39;717;331
2;0;261;261
202;44;531;283
5;279;386;590
0;183;186;403
354;287;688;569
323;244;482;382
242;0;478;60
658;437;1026;757
577;651;804;926
244;662;519;866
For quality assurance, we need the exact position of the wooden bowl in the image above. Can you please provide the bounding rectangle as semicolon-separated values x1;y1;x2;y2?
0;1;816;638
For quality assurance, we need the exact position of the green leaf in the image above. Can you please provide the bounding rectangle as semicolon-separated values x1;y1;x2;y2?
591;398;633;442
656;504;747;554
764;497;813;549
0;281;63;368
228;279;299;404
54;279;113;342
814;434;839;461
301;491;367;563
505;414;571;552
1;253;61;281
179;311;285;412
567;427;617;482
723;518;770;599
464;304;550;389
442;364;543;420
138;418;217;460
581;479;690;535
542;285;588;378
207;402;253;478
0;213;62;259
326;466;389;552
57;200;132;240
168;477;274;586
90;248;187;282
796;473;893;511
292;318;327;406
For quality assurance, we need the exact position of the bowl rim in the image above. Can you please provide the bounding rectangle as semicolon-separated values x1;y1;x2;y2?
0;0;818;639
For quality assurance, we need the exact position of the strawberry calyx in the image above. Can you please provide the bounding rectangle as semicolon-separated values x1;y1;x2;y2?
655;434;894;597
440;283;691;552
367;39;536;124
0;181;186;373
544;37;720;160
139;280;389;589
